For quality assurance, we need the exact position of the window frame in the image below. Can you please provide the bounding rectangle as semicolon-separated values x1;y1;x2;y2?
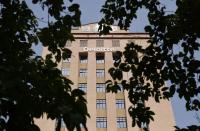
96;53;105;64
96;69;105;77
78;83;87;93
96;99;106;109
96;83;106;93
96;117;107;128
116;99;125;109
117;117;127;128
61;68;70;76
80;40;88;47
79;53;88;63
112;40;120;47
79;69;87;77
96;40;104;47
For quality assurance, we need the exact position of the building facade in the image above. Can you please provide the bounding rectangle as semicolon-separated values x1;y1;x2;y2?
37;23;175;131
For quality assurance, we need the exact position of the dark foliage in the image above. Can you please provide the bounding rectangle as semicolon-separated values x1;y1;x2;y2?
1;0;200;131
99;0;200;130
0;0;88;131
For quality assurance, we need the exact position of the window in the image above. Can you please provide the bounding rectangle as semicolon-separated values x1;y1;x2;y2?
96;83;106;92
66;41;72;47
117;117;127;128
96;99;106;109
96;40;104;47
63;58;71;63
62;68;70;76
96;69;104;77
112;40;120;47
79;53;88;63
78;83;87;93
80;40;88;47
116;99;125;109
96;53;104;63
112;52;122;62
79;69;87;77
96;117;107;128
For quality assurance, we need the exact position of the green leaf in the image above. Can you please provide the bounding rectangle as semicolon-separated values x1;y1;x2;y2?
161;87;169;91
169;85;176;96
68;4;80;12
62;48;72;60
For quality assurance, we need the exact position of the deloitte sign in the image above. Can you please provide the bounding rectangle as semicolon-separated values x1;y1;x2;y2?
83;47;115;52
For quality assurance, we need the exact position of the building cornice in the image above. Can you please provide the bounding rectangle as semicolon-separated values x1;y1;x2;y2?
73;32;148;35
73;32;149;39
74;37;149;39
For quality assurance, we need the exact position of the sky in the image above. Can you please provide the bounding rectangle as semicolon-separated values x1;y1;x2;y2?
30;0;200;128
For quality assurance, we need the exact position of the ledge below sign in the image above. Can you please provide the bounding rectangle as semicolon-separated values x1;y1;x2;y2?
83;47;115;52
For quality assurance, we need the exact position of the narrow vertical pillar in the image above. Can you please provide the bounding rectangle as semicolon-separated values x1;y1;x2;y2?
105;51;117;131
87;51;97;131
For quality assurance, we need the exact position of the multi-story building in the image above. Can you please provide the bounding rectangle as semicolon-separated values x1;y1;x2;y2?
37;23;175;131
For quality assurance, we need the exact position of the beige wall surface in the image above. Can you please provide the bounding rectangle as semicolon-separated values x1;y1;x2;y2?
35;115;56;131
37;23;175;131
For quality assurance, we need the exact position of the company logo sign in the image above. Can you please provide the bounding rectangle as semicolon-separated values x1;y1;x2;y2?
83;47;115;52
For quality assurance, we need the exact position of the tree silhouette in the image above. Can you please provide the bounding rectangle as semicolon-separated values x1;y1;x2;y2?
1;0;200;131
99;0;200;130
0;0;88;131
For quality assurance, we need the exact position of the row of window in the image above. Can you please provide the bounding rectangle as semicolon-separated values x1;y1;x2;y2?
63;51;125;64
79;83;105;92
61;117;127;128
78;83;106;93
61;69;105;77
96;99;125;109
78;83;123;93
63;52;105;64
66;40;120;47
79;69;104;77
63;52;126;64
96;117;127;128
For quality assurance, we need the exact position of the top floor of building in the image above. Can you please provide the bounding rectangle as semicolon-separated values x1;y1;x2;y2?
71;22;149;40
